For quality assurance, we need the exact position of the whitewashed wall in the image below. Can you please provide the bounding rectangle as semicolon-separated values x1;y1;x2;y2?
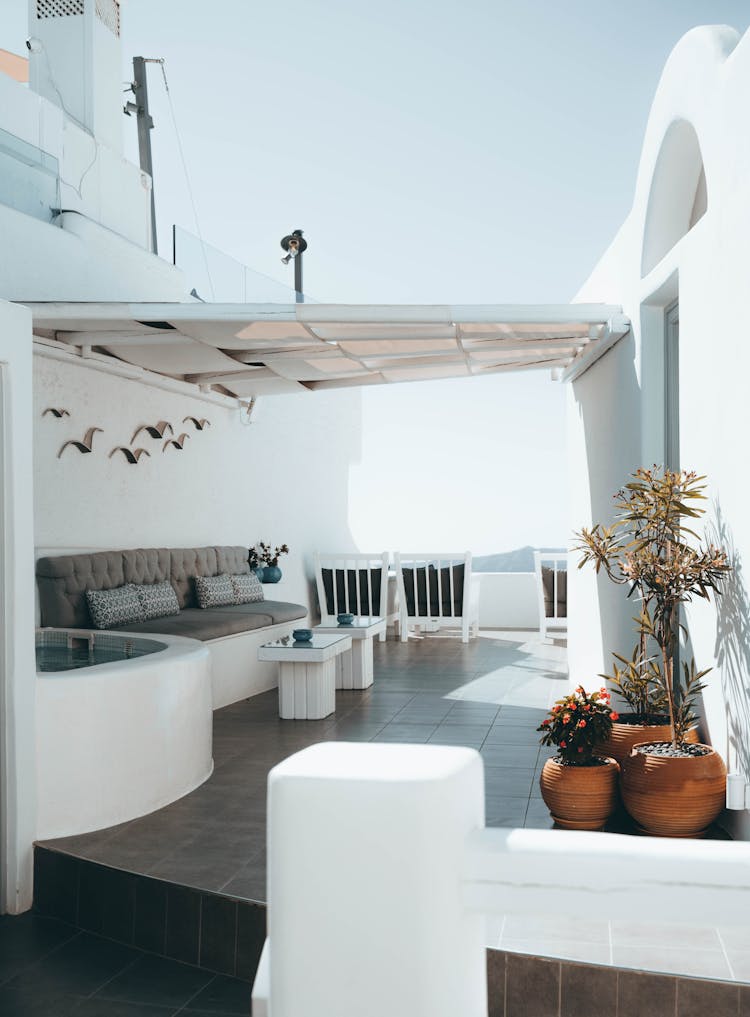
476;573;538;630
569;25;750;837
34;350;363;613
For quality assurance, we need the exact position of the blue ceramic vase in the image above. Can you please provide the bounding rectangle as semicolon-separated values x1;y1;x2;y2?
262;565;282;584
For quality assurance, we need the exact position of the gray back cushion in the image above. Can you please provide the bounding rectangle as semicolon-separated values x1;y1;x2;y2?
37;546;250;628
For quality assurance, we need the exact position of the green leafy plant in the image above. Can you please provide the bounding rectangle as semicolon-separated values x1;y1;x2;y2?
603;627;667;724
575;468;730;747
538;686;617;765
257;542;290;567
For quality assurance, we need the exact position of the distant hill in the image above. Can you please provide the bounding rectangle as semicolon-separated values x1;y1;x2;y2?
472;546;566;573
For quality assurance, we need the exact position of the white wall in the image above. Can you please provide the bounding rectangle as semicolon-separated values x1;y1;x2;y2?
0;300;36;914
569;25;750;836
476;573;538;630
34;347;363;613
0;70;151;250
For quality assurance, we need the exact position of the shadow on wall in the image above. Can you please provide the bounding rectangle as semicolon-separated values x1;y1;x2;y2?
708;502;750;777
573;332;642;667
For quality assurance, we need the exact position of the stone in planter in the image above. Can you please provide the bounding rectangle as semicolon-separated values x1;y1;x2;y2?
597;714;698;766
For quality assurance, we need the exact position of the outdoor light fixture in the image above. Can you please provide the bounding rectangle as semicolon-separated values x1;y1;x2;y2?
280;229;307;303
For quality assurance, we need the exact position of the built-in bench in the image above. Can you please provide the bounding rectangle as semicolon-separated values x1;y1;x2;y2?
35;545;308;707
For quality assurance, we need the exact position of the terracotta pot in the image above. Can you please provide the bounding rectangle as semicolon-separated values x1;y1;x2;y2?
598;716;699;766
620;743;727;837
539;756;620;830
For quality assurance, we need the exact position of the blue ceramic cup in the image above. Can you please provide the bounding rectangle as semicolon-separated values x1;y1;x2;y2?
337;613;355;626
292;628;312;641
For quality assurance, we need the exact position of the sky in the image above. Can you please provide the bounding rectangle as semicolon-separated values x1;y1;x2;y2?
2;0;748;551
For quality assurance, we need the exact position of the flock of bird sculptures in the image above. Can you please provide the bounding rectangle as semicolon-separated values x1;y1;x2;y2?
46;409;212;464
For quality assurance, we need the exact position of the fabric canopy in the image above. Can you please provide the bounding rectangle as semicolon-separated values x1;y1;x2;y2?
27;302;630;397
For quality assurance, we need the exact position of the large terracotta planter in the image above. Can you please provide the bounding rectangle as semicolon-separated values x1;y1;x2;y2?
597;716;698;766
539;756;620;830
620;743;727;837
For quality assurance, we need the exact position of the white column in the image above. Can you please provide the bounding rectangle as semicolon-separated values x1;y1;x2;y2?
0;301;36;914
264;742;486;1017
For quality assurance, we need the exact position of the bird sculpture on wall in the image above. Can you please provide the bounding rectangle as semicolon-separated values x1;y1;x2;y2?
131;420;174;443
57;427;103;457
43;407;70;419
183;416;211;430
163;433;190;452
109;447;151;464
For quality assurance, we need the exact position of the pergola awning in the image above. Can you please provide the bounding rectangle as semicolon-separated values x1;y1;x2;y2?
27;302;630;398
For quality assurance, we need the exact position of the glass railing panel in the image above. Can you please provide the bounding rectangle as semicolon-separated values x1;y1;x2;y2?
172;225;314;303
0;126;59;222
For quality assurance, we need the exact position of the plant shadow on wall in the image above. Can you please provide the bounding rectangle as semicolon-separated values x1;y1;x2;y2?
707;501;750;778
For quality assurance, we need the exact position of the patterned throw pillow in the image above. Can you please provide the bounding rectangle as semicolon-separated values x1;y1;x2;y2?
231;572;264;604
194;573;236;609
133;581;180;621
86;585;144;629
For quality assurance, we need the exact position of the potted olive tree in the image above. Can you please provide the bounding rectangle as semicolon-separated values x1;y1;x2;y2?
576;467;730;837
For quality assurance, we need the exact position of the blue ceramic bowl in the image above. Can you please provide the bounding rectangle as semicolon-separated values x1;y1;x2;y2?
337;613;355;626
292;628;312;642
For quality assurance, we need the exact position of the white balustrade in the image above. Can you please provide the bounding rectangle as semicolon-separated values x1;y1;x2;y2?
253;742;750;1017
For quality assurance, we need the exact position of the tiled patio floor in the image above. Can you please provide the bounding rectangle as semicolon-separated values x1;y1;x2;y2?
42;630;567;901
41;630;745;984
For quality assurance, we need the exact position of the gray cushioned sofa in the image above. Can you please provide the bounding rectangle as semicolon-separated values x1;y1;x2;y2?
36;546;308;707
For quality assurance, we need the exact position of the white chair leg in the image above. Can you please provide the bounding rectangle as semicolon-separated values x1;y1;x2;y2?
461;618;469;644
400;614;409;642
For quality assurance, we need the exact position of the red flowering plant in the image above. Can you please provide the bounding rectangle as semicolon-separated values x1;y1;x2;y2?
537;686;618;766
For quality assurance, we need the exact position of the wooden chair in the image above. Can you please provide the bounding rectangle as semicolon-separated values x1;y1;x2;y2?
313;552;394;641
393;552;479;644
534;551;568;640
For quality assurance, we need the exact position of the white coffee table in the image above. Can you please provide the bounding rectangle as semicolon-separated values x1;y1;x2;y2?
258;633;352;720
313;616;386;690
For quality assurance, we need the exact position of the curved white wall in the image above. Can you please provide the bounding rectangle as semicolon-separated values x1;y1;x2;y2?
36;631;213;839
569;24;750;836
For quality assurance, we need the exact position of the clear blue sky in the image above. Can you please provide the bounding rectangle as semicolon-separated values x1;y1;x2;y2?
2;0;747;549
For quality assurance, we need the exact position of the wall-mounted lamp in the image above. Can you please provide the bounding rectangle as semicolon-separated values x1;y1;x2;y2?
280;229;307;304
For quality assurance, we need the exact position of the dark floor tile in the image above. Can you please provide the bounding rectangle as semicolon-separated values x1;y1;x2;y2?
506;953;560;1017
78;863;136;944
165;885;201;966
200;896;238;977
0;983;83;1017
183;974;252;1014
74;1000;177;1016
677;978;739;1017
617;970;677;1017
235;903;266;983
33;849;79;925
7;932;139;998
133;878;167;955
561;962;617;1017
487;949;506;1017
0;913;78;986
95;954;212;1009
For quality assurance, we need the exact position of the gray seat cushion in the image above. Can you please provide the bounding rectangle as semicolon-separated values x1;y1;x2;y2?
113;607;277;641
111;602;307;640
211;600;307;624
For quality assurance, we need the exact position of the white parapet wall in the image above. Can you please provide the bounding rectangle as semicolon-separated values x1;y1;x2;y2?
254;742;750;1017
475;572;539;630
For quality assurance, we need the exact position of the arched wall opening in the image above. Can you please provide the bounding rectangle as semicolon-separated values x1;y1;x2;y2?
641;119;707;277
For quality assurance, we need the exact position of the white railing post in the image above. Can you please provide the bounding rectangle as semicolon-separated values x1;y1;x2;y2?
260;742;487;1017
